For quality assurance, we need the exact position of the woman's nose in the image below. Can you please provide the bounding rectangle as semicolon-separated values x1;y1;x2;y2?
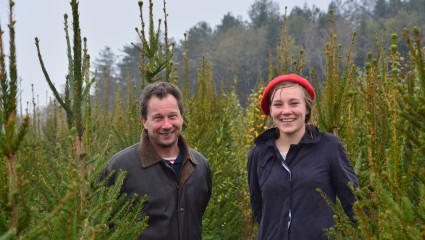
282;104;292;114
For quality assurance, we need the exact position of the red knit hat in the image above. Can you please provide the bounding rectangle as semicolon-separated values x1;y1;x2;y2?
260;74;315;115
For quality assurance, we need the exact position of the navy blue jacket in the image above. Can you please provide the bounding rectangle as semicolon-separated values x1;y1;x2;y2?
248;126;358;240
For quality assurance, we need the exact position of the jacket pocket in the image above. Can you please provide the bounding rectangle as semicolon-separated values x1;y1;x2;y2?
258;156;273;188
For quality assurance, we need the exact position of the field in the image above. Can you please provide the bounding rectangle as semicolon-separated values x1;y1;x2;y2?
1;0;424;239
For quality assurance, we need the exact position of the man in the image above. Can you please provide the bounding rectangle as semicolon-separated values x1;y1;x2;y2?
101;82;212;239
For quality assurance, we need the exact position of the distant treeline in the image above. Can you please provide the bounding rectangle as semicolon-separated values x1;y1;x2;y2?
92;0;425;106
2;0;425;238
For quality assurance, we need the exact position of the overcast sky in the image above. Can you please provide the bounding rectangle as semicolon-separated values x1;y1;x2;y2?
0;0;332;110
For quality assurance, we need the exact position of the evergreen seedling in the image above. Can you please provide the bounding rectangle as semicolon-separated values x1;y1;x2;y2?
133;0;175;86
0;0;30;235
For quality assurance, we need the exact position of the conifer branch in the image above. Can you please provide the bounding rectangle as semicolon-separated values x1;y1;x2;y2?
184;33;189;101
316;188;351;225
34;38;72;115
64;14;74;97
65;187;74;238
135;0;173;84
395;125;425;154
0;26;9;125
148;1;155;51
31;175;53;210
20;186;75;240
16;166;30;233
7;0;17;116
10;115;29;154
163;0;171;82
71;0;83;138
403;28;425;91
64;75;73;128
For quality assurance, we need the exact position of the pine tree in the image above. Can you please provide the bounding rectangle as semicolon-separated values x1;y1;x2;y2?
321;26;425;240
133;0;176;86
35;0;95;216
5;0;150;238
0;0;30;235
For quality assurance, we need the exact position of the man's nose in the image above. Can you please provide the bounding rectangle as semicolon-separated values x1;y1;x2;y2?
162;118;172;128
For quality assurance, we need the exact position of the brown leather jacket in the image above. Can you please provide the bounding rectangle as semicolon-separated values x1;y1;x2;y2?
102;130;212;240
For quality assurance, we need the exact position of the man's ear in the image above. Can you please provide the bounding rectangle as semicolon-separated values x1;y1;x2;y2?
141;117;147;128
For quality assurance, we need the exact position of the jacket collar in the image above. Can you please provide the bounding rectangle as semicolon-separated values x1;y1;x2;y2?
254;125;321;147
138;129;198;168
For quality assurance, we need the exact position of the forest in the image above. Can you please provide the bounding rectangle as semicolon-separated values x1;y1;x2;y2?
1;0;425;239
92;0;425;106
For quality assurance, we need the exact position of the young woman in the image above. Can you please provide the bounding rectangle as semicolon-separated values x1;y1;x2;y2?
248;74;358;239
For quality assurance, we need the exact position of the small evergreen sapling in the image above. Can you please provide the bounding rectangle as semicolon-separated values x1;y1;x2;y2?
0;0;30;235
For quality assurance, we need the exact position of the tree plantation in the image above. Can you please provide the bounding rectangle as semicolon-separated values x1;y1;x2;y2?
1;0;424;239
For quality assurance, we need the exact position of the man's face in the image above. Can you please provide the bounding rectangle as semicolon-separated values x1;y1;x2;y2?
141;94;183;152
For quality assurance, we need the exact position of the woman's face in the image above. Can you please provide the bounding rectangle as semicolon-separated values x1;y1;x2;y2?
270;85;309;139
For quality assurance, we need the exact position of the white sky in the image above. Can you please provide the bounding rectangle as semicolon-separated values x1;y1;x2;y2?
0;0;331;110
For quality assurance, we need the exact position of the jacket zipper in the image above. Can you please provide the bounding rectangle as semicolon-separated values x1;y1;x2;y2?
281;161;292;230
